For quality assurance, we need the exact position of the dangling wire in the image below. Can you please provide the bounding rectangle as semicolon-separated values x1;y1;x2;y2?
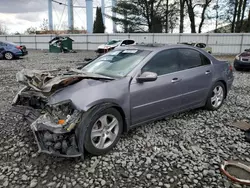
74;0;86;26
58;0;67;29
52;2;61;30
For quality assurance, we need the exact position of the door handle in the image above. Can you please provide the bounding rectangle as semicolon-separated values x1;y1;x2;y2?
171;78;182;83
205;70;211;75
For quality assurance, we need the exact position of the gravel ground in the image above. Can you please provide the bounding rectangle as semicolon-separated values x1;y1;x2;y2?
0;50;250;188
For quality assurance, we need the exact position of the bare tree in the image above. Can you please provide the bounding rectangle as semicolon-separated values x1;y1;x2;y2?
179;0;186;33
0;23;8;35
198;0;213;33
40;19;49;31
25;27;37;34
185;0;196;33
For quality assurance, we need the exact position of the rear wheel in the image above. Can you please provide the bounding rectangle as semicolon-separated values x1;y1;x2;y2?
84;107;123;155
205;82;225;110
4;52;14;60
234;67;242;71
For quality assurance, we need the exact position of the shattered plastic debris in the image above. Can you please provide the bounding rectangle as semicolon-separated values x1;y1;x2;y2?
40;131;79;155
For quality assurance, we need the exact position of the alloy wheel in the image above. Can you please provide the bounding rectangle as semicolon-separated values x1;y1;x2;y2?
211;85;224;108
91;114;119;149
5;52;13;60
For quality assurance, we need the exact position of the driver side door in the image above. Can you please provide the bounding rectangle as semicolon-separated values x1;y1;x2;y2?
130;49;183;125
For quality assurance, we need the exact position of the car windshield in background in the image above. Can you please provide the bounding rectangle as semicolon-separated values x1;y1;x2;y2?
106;40;121;45
82;49;151;78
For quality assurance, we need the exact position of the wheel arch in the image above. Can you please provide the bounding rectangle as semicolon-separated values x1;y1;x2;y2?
4;51;14;59
85;102;129;133
216;79;227;98
75;102;128;156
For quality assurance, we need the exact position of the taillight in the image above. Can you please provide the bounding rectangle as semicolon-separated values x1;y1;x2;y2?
229;64;233;71
16;46;22;50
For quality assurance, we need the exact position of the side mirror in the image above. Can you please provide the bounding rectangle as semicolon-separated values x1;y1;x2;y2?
136;71;158;83
121;44;126;46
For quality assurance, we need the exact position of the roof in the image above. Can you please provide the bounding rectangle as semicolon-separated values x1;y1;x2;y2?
0;41;18;45
115;43;198;52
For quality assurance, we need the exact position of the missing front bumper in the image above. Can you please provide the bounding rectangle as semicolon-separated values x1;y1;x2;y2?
31;122;82;158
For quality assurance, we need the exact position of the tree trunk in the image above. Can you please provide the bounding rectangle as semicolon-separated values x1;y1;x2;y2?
231;0;238;33
235;0;243;32
165;0;169;33
247;10;250;32
198;2;209;33
150;0;154;32
179;0;185;33
124;12;128;33
186;0;196;33
239;0;247;31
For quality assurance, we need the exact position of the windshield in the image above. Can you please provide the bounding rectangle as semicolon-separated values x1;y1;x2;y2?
106;40;121;45
81;49;151;78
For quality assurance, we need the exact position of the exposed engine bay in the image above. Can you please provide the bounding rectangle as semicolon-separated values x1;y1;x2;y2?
10;68;113;158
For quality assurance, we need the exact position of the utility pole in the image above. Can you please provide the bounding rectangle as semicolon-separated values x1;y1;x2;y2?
67;0;74;31
101;0;105;26
86;0;93;33
48;0;53;30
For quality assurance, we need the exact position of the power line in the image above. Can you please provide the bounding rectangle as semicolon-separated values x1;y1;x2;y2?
51;0;112;8
58;0;67;29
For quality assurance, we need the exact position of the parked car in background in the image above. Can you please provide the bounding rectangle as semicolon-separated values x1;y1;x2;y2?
0;41;28;60
179;42;212;54
96;39;136;54
10;44;233;158
234;49;250;71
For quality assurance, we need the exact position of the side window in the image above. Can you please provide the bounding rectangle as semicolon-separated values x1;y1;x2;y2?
200;53;211;65
142;49;180;76
127;40;135;45
0;42;4;47
121;40;128;45
178;49;203;70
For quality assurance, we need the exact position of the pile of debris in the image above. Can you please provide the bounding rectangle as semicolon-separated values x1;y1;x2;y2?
39;130;80;156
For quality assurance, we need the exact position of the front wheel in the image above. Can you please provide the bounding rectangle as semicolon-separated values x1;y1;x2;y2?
84;107;123;155
205;82;225;110
4;52;14;60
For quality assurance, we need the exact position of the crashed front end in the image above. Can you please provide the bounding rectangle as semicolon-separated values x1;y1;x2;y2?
10;69;86;158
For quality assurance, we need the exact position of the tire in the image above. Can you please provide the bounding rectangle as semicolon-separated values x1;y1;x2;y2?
234;67;241;71
84;107;123;155
4;52;14;60
205;82;226;111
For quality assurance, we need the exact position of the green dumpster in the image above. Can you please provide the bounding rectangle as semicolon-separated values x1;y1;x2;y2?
49;36;74;53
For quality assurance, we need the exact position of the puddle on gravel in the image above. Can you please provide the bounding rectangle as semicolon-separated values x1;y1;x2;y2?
225;165;250;180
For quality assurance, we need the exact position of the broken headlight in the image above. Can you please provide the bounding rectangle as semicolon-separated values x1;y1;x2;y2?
45;101;81;131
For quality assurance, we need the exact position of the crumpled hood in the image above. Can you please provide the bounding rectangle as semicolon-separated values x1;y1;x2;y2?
48;76;130;111
16;68;114;94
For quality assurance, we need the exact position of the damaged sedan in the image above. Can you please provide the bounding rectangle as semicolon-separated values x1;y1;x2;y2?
10;44;234;158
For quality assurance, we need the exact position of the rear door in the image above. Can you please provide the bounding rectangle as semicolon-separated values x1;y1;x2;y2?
176;48;213;108
130;49;183;124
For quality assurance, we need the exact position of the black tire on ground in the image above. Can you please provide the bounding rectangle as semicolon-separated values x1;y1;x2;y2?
205;81;226;111
234;67;241;71
84;107;123;156
4;52;14;60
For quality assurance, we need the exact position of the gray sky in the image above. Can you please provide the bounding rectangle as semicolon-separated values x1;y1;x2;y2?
0;0;113;34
